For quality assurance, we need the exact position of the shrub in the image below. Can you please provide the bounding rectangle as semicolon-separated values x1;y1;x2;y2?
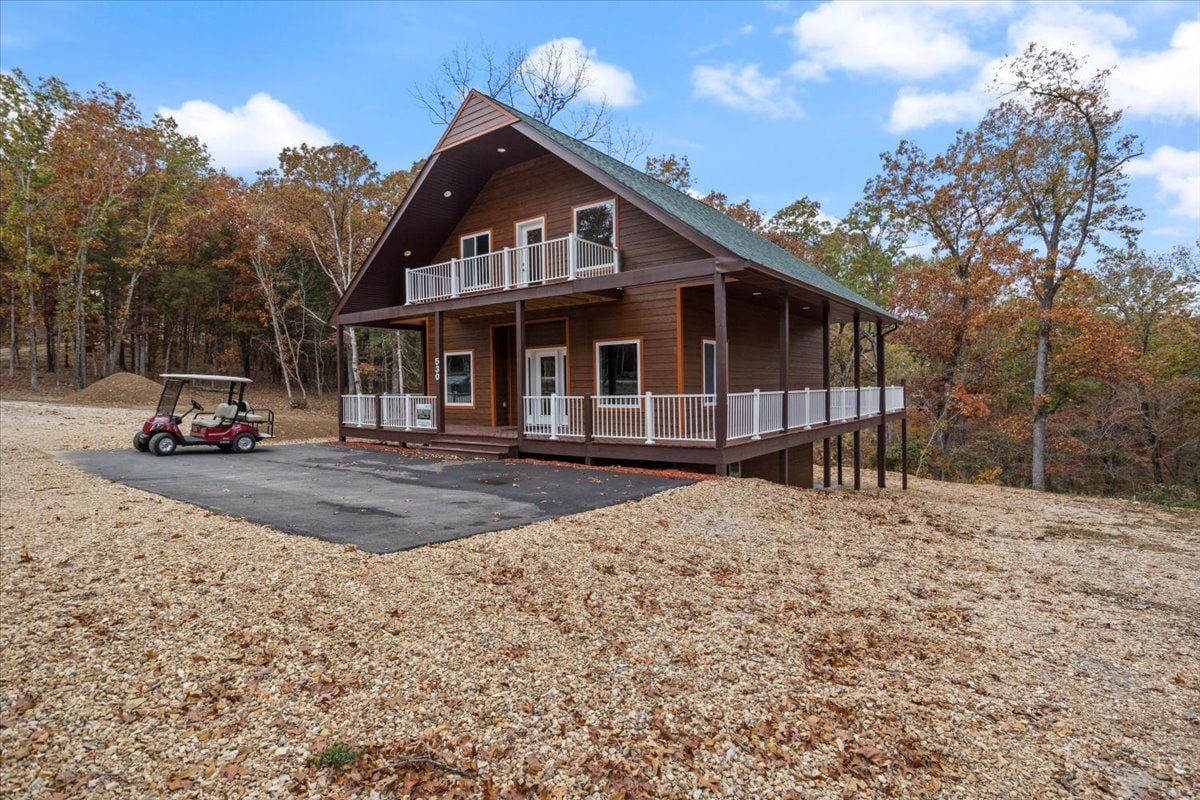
311;741;360;773
1133;484;1200;509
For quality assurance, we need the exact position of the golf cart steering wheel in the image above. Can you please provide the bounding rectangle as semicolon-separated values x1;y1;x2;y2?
191;399;204;412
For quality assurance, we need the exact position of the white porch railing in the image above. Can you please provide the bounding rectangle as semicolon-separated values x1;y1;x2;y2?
345;386;904;444
405;233;619;304
340;394;436;430
381;394;437;431
523;395;586;439
340;394;377;428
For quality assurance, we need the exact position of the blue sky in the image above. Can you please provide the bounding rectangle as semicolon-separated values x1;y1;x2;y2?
3;0;1198;254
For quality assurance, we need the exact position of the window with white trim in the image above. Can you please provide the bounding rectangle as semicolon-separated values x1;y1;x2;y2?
574;200;616;248
595;339;640;407
445;351;473;406
459;231;491;290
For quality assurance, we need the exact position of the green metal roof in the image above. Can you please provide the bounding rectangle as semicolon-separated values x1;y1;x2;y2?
495;99;896;321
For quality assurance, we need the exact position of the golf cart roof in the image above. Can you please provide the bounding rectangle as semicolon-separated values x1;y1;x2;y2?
160;373;253;384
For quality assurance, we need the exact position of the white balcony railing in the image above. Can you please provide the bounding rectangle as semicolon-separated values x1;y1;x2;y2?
405;233;619;304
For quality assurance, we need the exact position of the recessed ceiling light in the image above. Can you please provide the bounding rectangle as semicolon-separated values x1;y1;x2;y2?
443;190;452;198
496;147;507;153
752;291;762;296
801;305;812;310
403;250;412;257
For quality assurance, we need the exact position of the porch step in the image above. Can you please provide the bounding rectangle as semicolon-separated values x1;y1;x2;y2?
425;435;518;460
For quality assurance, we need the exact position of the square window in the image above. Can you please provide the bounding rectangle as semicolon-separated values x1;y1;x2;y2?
445;351;473;406
574;200;615;248
596;340;640;406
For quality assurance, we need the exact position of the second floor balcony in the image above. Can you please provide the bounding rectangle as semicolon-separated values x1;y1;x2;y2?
405;233;620;305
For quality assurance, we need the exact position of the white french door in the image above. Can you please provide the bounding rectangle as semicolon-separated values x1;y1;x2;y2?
515;218;545;285
525;347;566;426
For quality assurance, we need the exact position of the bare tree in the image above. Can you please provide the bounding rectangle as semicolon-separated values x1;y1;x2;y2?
412;40;646;162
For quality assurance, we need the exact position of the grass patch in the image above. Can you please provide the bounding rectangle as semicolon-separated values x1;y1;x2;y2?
1041;523;1187;555
1133;484;1200;510
311;741;360;773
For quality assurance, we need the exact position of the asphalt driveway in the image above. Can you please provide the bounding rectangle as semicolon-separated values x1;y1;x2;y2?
60;443;692;553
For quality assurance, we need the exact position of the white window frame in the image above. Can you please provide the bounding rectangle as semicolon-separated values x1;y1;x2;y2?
702;338;716;406
573;199;617;247
594;338;641;408
459;230;491;291
444;350;474;407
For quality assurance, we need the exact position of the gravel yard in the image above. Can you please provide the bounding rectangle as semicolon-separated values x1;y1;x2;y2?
1;399;1197;799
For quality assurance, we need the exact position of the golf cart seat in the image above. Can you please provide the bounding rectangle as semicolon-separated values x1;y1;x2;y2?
192;402;241;428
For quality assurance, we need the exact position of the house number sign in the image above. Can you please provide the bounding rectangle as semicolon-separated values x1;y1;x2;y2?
433;357;441;383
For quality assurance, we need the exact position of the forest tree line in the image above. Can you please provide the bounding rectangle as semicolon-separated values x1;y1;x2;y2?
1;45;1197;499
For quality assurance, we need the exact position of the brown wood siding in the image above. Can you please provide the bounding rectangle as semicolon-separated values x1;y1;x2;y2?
431;284;679;426
679;285;824;393
434;95;517;152
432;155;711;270
739;445;814;488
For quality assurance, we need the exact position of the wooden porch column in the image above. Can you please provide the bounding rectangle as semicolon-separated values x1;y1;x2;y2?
853;311;861;490
876;318;886;488
902;410;909;490
714;273;729;476
336;324;346;441
822;302;831;489
778;294;790;483
434;311;445;434
515;300;526;447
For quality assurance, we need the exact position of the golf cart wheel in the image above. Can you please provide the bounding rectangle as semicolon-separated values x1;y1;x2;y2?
149;432;178;457
133;433;150;452
232;433;256;454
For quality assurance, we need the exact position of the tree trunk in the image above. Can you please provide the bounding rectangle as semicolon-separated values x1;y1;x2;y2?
7;284;16;378
24;223;39;389
1030;309;1052;491
73;247;89;390
347;327;362;394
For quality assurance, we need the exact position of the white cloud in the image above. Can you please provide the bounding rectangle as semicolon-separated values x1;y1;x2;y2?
887;86;992;133
527;38;639;108
691;64;804;118
1109;20;1200;120
886;10;1200;133
1125;146;1200;219
788;1;1004;81
158;93;332;173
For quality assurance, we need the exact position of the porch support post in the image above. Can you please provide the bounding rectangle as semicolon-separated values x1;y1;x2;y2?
778;294;790;483
714;273;729;476
336;324;346;441
876;318;886;488
902;411;909;490
853;311;861;490
822;302;831;489
434;311;445;434
515;300;526;448
837;435;843;486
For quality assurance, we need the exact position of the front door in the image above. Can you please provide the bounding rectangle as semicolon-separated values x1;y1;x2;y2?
515;218;545;285
525;347;566;428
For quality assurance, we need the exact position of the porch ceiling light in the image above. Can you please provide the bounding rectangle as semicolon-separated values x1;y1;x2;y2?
496;147;507;153
752;291;762;296
801;305;812;310
443;190;452;198
403;250;412;257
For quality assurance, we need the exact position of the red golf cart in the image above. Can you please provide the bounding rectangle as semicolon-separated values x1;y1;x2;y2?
133;374;275;456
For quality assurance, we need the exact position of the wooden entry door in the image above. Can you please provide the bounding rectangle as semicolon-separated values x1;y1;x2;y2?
491;326;515;426
525;347;566;427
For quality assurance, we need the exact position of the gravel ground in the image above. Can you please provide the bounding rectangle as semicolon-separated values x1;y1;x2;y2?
1;399;1197;799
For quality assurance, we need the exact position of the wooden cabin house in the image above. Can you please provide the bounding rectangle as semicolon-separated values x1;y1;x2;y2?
330;91;907;488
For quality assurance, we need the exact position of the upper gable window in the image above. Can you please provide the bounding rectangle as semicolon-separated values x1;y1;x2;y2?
574;200;616;248
460;231;490;259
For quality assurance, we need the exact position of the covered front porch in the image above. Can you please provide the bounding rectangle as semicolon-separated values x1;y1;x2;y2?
336;267;909;488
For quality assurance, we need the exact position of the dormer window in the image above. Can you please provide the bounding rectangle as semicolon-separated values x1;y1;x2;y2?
574;199;616;248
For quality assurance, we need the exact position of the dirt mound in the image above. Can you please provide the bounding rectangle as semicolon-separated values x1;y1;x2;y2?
72;372;163;408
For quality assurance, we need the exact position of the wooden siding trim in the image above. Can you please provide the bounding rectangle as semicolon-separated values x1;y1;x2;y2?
432;92;519;154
